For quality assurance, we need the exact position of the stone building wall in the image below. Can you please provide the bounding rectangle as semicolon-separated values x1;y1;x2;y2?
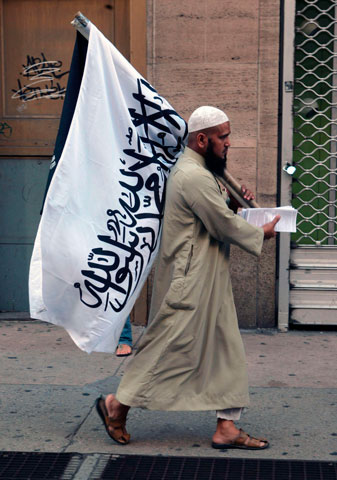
146;0;281;328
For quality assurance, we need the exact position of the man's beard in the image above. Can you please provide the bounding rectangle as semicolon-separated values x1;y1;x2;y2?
204;140;227;178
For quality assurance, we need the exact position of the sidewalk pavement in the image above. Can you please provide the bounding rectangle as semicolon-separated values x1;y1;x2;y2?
0;319;336;463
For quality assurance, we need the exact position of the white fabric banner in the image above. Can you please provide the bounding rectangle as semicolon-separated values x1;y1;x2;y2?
29;24;187;353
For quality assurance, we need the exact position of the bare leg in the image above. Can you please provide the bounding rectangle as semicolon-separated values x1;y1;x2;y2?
105;393;130;421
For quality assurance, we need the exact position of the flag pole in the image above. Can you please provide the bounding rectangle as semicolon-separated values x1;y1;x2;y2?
223;169;260;208
71;11;91;40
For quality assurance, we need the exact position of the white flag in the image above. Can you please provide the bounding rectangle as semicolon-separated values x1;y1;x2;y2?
29;24;187;353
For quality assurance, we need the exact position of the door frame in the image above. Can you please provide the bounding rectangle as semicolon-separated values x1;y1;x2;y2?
115;0;147;77
278;0;296;331
118;0;148;324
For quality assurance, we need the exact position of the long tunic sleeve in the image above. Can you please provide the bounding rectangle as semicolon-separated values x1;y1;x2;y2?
177;159;263;255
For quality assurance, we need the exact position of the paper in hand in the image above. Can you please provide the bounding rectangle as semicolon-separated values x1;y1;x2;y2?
238;206;297;232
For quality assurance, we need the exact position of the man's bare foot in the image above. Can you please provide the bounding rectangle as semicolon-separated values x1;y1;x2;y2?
116;344;132;357
105;393;130;421
212;420;268;450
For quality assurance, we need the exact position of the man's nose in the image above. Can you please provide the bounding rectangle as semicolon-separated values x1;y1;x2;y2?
225;137;231;147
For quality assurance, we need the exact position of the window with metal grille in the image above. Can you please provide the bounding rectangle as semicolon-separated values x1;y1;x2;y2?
293;0;337;246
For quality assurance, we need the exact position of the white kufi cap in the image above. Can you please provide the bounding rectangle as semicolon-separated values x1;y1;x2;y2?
188;106;229;133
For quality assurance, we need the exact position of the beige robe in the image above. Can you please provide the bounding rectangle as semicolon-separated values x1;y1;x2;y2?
116;147;264;411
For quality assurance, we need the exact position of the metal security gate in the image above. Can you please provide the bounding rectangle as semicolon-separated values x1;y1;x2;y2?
279;0;337;329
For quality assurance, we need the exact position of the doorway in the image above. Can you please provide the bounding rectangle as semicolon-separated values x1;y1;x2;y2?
0;0;147;323
279;0;337;328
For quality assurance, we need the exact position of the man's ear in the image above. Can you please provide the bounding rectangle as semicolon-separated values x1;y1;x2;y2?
196;133;208;150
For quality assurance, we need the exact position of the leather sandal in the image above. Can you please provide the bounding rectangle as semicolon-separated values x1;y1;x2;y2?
212;429;269;450
240;429;268;443
95;395;130;445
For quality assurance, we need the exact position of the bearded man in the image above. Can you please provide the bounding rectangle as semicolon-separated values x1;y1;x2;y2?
96;106;280;450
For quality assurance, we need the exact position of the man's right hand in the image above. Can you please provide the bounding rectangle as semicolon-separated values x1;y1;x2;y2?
263;215;281;239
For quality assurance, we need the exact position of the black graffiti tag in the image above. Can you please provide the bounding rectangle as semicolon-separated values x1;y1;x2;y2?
11;52;69;102
0;122;12;138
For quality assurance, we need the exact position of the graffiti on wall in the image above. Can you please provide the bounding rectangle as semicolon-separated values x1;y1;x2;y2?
0;122;12;138
11;52;69;102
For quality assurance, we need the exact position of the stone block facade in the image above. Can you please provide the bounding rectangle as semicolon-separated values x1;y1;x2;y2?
146;0;281;328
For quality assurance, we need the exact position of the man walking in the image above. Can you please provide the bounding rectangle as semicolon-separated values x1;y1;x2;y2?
96;106;280;450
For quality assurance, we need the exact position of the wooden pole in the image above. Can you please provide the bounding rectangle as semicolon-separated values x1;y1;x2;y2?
223;169;260;208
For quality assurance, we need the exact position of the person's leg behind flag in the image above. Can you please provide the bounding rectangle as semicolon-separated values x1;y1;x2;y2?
116;315;133;357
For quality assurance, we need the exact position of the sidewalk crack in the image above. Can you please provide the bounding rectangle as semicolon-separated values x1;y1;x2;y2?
61;401;96;452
